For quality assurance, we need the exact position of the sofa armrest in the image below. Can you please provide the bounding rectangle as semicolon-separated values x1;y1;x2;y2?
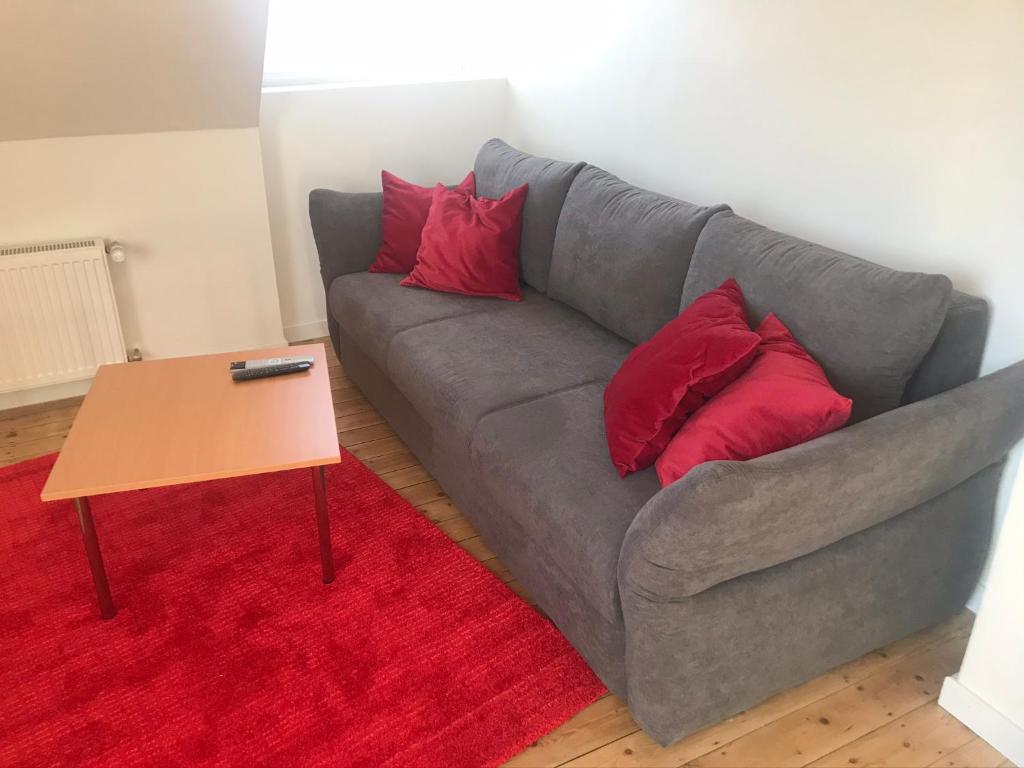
619;360;1024;600
309;189;382;289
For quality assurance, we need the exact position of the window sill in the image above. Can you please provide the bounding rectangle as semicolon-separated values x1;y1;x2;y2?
261;74;507;95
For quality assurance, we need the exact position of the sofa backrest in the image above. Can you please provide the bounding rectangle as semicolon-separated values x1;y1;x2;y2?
474;139;584;293
902;290;989;404
548;165;728;344
680;211;953;422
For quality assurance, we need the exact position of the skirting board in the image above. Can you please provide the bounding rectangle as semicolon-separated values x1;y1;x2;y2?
284;319;329;343
966;579;986;614
939;674;1024;765
0;378;92;411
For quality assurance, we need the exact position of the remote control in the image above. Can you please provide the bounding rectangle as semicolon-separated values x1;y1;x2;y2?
229;356;315;371
231;361;312;381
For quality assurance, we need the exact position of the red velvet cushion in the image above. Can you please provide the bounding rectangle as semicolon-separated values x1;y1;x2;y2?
401;183;528;301
369;170;476;274
603;278;760;477
655;313;853;487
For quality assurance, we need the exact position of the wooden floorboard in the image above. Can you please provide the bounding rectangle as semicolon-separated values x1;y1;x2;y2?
1;339;1009;768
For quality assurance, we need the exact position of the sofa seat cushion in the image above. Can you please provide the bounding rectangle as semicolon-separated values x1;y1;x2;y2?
681;211;953;422
386;294;633;438
328;272;518;372
470;382;662;624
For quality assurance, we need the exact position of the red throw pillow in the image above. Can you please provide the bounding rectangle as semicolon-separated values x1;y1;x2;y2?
369;170;476;274
400;183;528;301
604;278;761;477
655;313;853;487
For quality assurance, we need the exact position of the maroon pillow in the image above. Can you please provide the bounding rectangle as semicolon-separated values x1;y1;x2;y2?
369;170;476;274
400;183;528;301
656;313;853;487
603;278;760;477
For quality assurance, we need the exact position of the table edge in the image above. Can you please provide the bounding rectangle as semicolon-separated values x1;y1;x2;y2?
40;453;342;502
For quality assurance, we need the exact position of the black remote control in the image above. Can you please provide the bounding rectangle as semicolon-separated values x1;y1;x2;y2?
231;362;312;381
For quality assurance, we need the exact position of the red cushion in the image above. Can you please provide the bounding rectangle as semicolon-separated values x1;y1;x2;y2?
401;183;528;301
603;278;760;477
655;313;853;487
369;170;476;274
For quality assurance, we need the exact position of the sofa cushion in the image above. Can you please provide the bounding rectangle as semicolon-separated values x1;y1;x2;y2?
903;290;989;404
328;272;516;372
474;139;584;293
402;183;528;301
548;165;728;344
471;382;662;624
681;211;953;421
655;313;853;487
604;278;761;477
369;169;476;274
386;294;633;438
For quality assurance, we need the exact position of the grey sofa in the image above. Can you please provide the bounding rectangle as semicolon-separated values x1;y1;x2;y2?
310;138;1024;746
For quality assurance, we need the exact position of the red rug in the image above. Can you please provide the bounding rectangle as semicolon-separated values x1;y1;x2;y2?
0;450;604;767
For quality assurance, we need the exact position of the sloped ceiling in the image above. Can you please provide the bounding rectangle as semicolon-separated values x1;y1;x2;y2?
0;0;269;141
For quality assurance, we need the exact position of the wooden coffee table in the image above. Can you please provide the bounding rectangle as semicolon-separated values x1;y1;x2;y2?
40;343;341;620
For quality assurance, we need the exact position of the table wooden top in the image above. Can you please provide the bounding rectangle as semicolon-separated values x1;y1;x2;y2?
40;344;340;502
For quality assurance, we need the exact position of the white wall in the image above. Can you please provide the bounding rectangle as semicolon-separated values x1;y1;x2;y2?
0;0;282;409
0;128;285;406
505;0;1024;374
940;460;1024;763
502;0;1024;600
259;78;507;341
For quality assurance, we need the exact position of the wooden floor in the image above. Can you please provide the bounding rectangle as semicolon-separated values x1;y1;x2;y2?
2;339;1011;768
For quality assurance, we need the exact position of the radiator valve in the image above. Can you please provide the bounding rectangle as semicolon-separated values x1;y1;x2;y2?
107;241;127;263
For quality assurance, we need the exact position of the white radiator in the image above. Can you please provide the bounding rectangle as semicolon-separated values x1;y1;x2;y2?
0;238;126;394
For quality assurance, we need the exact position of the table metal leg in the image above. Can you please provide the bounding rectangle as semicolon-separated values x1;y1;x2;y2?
74;497;117;619
312;466;335;584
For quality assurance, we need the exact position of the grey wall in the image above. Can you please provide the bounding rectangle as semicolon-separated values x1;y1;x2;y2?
0;0;269;141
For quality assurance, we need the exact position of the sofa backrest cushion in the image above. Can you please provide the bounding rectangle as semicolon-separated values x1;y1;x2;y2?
474;139;584;293
548;165;729;344
680;211;952;422
903;290;989;403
